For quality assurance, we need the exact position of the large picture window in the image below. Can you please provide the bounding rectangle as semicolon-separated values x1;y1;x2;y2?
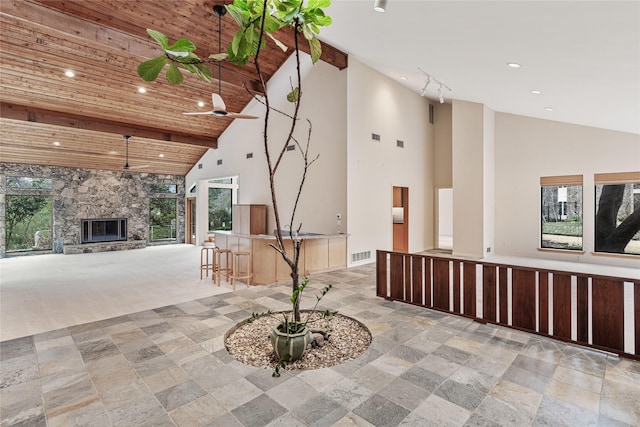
540;175;583;251
594;172;640;256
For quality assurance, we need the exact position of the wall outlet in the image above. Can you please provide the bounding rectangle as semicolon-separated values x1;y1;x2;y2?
336;213;342;220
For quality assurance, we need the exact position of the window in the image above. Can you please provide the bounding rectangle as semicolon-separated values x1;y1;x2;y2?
5;195;52;251
207;176;238;232
149;183;177;193
594;172;640;256
540;175;583;251
149;198;177;242
6;177;52;189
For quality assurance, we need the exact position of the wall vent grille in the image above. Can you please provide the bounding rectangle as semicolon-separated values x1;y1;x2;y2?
246;153;253;159
216;159;223;165
198;163;203;169
372;133;380;141
351;250;371;263
397;140;404;148
286;144;295;151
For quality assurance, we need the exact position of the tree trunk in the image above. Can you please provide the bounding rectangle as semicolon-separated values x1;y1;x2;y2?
595;184;640;253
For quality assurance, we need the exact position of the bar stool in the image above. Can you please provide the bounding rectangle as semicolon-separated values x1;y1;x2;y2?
229;251;252;290
200;244;217;281
216;248;232;285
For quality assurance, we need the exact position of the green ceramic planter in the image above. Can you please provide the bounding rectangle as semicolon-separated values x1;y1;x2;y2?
270;325;311;361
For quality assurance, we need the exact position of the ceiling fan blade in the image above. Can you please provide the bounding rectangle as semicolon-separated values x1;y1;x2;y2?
225;112;259;119
183;111;215;115
212;93;227;112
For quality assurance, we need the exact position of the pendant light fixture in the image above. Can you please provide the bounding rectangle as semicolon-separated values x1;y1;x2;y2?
374;0;387;12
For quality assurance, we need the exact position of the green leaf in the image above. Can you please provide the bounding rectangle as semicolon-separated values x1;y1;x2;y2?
307;0;330;9
137;56;167;81
302;24;313;41
208;53;229;60
166;62;184;84
266;32;288;52
287;87;301;102
167;38;196;53
192;63;212;82
146;29;168;49
308;35;322;64
231;31;243;56
164;49;190;58
226;4;249;27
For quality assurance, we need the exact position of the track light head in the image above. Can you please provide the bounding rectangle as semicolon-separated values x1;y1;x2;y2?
374;0;387;12
438;85;444;104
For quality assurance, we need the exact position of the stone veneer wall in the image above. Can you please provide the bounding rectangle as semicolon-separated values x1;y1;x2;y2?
0;163;185;256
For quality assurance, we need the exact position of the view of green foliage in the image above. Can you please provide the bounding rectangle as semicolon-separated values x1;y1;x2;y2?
542;221;583;237
149;198;177;240
208;188;232;230
6;195;52;251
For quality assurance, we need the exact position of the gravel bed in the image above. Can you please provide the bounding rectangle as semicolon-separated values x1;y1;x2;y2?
225;311;372;371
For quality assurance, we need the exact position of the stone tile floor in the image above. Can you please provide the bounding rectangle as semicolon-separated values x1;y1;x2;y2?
1;264;639;426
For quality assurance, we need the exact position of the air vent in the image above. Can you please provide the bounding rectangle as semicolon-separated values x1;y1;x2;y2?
198;163;203;169
372;133;380;141
217;159;223;165
286;145;295;151
429;104;435;124
351;250;372;263
246;153;253;159
396;140;404;148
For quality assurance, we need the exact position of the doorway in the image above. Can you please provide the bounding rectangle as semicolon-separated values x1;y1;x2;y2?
392;186;409;252
437;188;453;250
186;198;196;244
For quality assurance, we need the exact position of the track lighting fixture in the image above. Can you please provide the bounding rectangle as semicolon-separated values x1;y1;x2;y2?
418;67;452;103
374;0;387;12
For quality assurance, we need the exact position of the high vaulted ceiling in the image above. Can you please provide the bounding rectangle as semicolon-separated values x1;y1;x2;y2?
0;0;347;175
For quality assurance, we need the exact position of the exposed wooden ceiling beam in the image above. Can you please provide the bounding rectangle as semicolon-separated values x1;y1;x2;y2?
1;103;218;149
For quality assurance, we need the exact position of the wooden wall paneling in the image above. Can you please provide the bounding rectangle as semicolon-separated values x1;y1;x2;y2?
463;262;476;317
389;253;405;301
453;261;461;313
636;282;640;356
538;272;549;334
376;251;387;298
303;239;329;275
424;257;432;308
433;259;450;311
552;273;572;340
251;239;276;285
499;267;508;324
404;253;411;303
328;237;347;269
411;255;424;305
511;268;536;331
576;276;589;344
483;265;497;322
592;278;624;352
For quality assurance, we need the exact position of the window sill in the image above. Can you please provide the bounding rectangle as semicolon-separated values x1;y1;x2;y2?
591;251;640;260
537;247;585;255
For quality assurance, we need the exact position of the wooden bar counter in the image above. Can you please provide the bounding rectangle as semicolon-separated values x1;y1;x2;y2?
211;231;348;285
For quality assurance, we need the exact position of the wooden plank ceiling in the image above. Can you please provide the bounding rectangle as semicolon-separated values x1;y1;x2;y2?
0;0;347;176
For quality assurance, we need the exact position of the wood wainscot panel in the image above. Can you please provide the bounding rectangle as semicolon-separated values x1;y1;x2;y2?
304;239;329;274
499;267;508;325
389;253;405;301
376;251;388;298
592;278;624;352
552;273;572;341
463;262;476;317
251;239;277;285
636;282;640;356
433;259;450;311
411;255;424;305
328;237;347;269
576;276;589;344
538;272;549;334
424;258;432;308
511;268;536;331
483;265;497;322
453;261;461;313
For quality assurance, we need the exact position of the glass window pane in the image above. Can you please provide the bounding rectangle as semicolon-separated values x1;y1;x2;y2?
595;183;640;255
149;183;177;193
5;195;52;251
6;177;52;189
541;184;583;250
208;188;232;231
149;198;177;242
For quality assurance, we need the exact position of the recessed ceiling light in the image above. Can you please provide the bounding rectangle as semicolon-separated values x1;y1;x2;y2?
158;153;165;158
544;107;555;112
507;62;521;68
138;87;147;94
530;90;542;95
52;141;61;146
64;70;75;78
197;101;205;107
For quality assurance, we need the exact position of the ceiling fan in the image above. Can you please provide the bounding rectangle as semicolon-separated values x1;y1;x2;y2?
122;135;149;170
182;4;258;120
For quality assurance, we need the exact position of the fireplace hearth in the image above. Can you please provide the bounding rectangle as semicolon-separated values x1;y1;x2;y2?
82;218;127;243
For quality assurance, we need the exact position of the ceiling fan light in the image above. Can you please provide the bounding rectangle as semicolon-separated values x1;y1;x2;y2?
374;0;387;12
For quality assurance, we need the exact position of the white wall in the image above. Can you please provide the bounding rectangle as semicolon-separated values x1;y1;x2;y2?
186;54;348;244
494;112;640;267
346;59;434;264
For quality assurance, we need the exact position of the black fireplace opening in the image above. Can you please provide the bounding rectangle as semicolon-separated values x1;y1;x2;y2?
82;218;127;243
